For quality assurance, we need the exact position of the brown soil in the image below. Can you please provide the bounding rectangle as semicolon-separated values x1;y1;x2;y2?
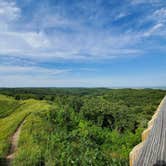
6;119;26;161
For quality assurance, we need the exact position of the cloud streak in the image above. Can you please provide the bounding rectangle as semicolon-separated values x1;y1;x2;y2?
0;0;162;62
0;65;70;76
0;0;166;87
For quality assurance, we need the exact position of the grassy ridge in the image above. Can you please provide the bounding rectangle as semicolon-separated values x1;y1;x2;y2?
0;95;20;118
14;106;52;166
0;95;51;158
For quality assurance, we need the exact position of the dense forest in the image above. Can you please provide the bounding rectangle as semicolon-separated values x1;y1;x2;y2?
0;88;166;166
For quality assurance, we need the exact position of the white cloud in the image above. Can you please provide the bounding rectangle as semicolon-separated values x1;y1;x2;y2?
0;74;108;87
0;65;70;76
0;27;142;61
0;0;165;87
0;0;164;63
0;1;20;21
114;12;129;20
22;31;51;48
0;0;20;32
141;7;166;37
131;0;161;5
0;0;144;61
0;70;165;88
143;23;163;37
0;63;72;88
153;8;166;23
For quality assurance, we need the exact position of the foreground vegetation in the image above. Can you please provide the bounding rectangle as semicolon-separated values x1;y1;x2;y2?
0;88;165;166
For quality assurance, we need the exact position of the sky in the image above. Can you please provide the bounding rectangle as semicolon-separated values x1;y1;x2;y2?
0;0;166;87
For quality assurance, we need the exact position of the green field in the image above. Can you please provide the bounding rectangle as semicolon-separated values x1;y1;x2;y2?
0;88;165;166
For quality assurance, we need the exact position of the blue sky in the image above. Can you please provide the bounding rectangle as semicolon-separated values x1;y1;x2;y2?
0;0;166;87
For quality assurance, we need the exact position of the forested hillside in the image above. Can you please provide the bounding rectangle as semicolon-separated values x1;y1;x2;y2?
0;88;165;166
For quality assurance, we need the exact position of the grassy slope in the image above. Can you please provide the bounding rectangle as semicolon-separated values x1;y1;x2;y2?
0;95;20;118
13;105;53;166
0;95;51;158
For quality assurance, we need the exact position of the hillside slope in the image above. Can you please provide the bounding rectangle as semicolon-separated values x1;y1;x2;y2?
0;95;51;162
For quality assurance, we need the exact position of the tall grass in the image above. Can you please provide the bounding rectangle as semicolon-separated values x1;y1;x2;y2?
0;96;51;158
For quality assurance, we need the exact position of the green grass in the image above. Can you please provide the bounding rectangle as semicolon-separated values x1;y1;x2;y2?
0;95;20;118
13;107;52;166
0;96;51;158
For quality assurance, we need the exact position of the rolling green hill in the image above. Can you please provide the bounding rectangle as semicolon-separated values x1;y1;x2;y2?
0;88;165;166
0;96;51;160
0;95;21;118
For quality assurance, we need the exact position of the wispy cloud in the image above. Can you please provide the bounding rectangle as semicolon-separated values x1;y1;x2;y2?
0;0;146;62
153;8;166;23
0;64;72;87
0;0;165;62
0;1;20;21
143;23;163;37
131;0;161;5
0;0;165;87
0;65;70;77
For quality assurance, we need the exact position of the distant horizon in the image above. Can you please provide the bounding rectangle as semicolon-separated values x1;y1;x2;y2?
0;86;166;89
0;0;165;87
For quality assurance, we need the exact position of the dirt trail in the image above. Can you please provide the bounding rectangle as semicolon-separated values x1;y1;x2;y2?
6;119;26;162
